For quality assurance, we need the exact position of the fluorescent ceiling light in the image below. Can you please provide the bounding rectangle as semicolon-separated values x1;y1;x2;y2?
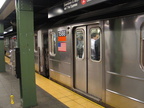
56;9;63;14
0;0;6;9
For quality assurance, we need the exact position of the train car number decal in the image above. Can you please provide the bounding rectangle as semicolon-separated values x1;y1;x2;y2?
58;30;67;41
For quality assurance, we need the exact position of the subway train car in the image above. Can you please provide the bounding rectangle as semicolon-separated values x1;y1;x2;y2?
4;35;17;57
34;1;144;108
48;15;144;108
46;1;144;108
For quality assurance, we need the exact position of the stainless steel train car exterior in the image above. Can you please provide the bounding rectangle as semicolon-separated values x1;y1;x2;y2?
48;14;144;108
4;36;17;57
49;26;74;87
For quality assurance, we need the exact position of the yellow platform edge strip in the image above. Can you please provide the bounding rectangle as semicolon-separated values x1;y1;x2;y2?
36;73;105;108
5;56;10;65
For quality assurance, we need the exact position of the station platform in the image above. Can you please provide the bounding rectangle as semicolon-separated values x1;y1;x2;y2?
3;56;105;108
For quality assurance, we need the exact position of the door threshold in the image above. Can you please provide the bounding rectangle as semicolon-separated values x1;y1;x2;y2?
73;88;102;102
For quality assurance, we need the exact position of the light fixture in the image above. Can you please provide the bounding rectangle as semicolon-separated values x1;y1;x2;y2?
48;13;54;18
56;8;63;14
0;0;6;9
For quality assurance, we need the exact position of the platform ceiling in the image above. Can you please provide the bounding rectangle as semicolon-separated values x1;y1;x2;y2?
1;0;144;30
0;0;67;29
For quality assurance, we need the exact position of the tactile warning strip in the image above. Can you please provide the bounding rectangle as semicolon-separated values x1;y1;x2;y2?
36;73;105;108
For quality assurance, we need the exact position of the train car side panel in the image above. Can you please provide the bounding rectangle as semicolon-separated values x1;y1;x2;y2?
48;26;73;87
105;15;144;108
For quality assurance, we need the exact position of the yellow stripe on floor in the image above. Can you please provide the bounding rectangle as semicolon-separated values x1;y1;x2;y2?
5;56;10;65
36;73;105;108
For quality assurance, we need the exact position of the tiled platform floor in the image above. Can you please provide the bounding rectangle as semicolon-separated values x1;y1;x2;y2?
0;64;68;108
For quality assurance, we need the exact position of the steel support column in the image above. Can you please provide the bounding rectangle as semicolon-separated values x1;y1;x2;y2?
0;23;5;72
15;0;37;107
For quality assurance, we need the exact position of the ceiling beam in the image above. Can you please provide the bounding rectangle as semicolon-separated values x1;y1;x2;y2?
0;0;15;20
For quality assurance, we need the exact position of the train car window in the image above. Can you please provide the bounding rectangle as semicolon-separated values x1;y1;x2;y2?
50;32;56;56
75;29;84;59
90;27;101;61
141;25;144;67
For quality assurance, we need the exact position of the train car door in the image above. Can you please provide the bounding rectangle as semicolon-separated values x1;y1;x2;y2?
87;25;103;99
74;23;103;100
75;26;87;92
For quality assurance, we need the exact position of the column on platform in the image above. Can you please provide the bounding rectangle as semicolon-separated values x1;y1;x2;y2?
15;0;37;107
